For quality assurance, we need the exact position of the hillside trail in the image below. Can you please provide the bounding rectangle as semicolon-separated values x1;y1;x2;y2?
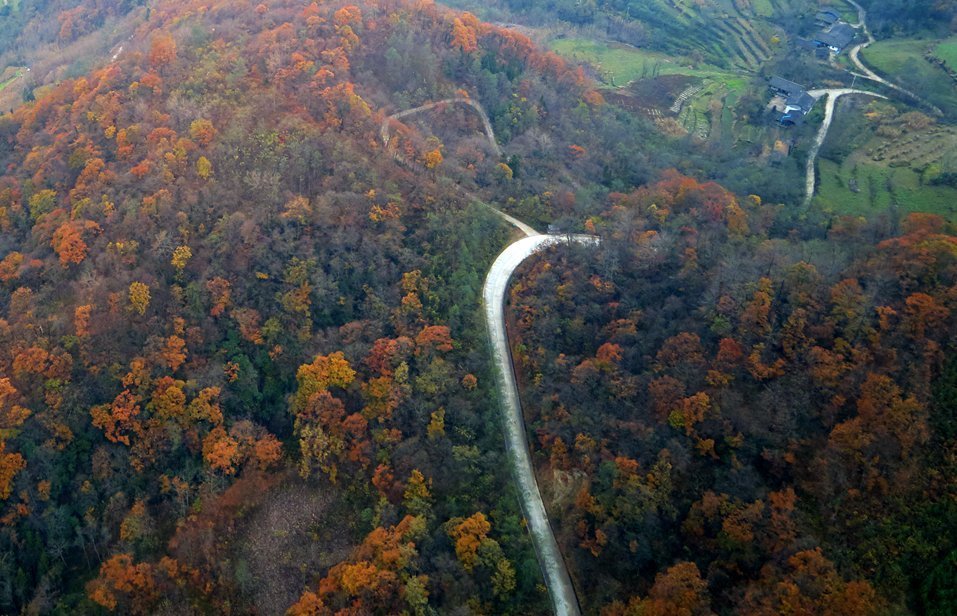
804;88;887;206
382;97;536;234
381;97;502;157
383;99;588;615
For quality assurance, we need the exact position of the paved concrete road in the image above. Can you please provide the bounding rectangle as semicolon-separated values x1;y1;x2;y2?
483;234;597;616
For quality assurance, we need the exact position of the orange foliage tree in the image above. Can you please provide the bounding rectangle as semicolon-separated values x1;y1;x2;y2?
86;553;158;614
90;390;142;446
0;440;26;500
51;220;100;266
148;32;177;68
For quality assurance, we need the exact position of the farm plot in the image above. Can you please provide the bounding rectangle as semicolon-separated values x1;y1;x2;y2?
548;38;729;86
676;76;748;141
868;125;957;170
814;156;957;220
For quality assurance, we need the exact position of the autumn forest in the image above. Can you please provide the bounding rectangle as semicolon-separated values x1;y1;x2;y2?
0;0;955;614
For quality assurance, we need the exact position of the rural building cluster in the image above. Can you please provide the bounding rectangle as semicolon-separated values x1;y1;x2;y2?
768;76;817;126
799;8;857;54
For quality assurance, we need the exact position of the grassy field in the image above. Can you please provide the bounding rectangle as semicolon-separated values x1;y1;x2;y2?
814;157;957;220
751;0;774;18
549;38;733;86
548;36;752;142
862;38;957;113
934;36;957;71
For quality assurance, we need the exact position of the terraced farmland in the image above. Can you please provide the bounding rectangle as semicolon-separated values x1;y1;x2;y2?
868;125;957;169
0;66;25;112
548;33;754;142
584;0;777;70
0;70;21;93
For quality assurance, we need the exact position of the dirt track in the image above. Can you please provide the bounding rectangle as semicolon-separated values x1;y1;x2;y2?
804;88;887;206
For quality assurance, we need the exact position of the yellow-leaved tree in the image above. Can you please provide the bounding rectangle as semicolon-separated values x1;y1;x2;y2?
128;282;150;315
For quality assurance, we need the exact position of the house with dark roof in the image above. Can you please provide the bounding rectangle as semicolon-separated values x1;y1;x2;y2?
769;76;804;97
815;10;840;27
814;22;856;52
786;91;817;113
768;76;818;126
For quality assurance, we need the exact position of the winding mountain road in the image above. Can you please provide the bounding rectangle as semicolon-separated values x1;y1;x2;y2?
804;88;886;206
845;0;900;90
383;99;587;614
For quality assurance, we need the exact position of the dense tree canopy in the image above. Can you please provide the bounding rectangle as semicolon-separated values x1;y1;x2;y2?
508;174;957;613
0;0;954;614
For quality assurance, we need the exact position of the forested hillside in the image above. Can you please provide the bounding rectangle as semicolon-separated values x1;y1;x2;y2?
0;0;142;60
509;175;957;614
857;0;957;36
0;0;955;614
0;0;633;612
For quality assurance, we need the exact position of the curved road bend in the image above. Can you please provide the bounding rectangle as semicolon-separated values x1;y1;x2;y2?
804;88;886;206
489;204;539;238
484;234;597;616
844;0;938;112
845;0;896;88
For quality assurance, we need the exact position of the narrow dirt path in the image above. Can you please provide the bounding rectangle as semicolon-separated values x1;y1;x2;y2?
477;197;539;237
381;97;502;157
484;234;597;616
382;98;531;233
804;88;887;206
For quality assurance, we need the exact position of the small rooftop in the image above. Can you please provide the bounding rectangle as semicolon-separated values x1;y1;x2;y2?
779;111;807;126
816;10;840;26
816;23;856;50
786;91;817;112
769;76;805;95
